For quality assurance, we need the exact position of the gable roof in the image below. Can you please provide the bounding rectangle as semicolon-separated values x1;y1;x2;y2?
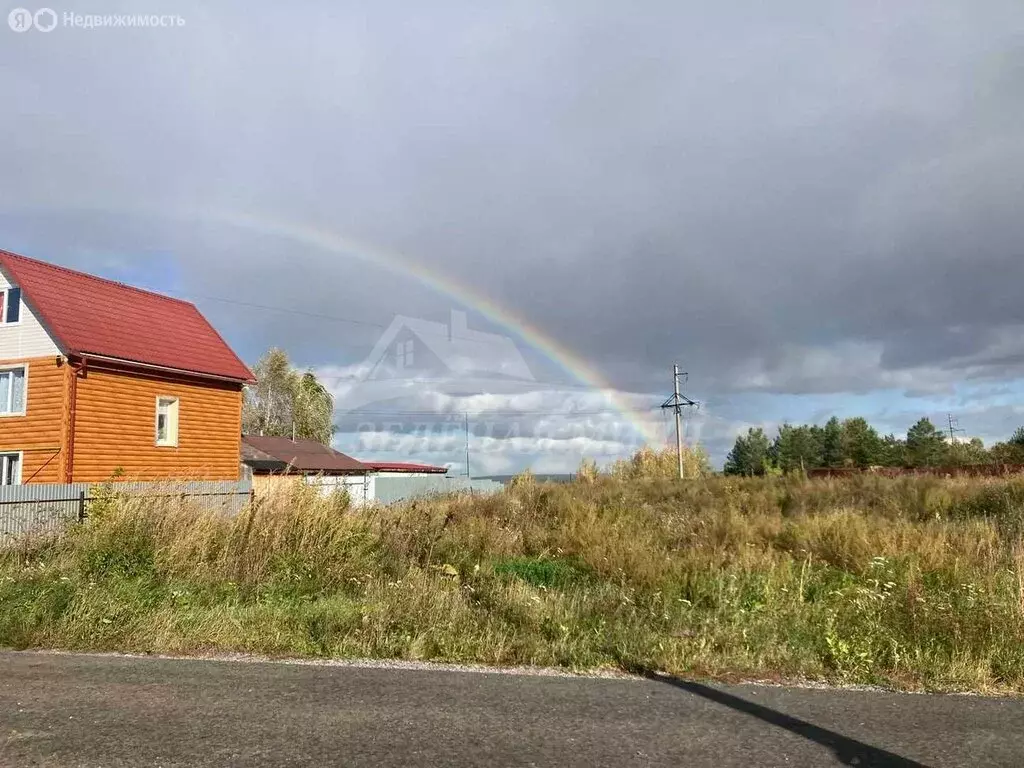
242;436;369;474
366;310;533;381
0;249;254;383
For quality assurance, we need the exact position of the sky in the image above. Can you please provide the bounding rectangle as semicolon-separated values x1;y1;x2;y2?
3;1;1024;473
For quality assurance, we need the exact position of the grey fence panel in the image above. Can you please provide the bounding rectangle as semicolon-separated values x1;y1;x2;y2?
0;479;253;543
0;484;83;539
97;480;254;517
373;476;502;505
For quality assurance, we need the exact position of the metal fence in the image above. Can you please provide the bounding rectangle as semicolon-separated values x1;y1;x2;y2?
0;479;253;543
807;464;1024;479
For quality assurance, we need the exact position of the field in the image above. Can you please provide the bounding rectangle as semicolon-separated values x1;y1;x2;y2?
3;464;1024;693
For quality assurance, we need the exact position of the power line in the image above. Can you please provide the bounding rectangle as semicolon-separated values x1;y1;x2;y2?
182;289;666;423
176;290;521;348
170;291;666;414
333;407;661;418
189;293;389;332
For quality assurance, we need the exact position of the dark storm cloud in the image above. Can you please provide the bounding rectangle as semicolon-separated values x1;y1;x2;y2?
2;0;1023;403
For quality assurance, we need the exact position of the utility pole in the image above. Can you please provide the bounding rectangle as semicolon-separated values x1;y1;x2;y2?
672;364;683;478
660;364;698;479
465;412;471;479
947;414;965;444
947;413;966;466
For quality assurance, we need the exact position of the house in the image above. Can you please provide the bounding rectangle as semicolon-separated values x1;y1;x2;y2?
241;435;450;504
0;249;255;485
364;309;533;381
242;435;371;499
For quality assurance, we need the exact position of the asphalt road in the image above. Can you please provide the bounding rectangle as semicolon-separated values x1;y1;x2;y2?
1;652;1021;767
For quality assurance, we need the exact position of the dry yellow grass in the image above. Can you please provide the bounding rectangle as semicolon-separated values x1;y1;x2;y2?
2;455;1024;691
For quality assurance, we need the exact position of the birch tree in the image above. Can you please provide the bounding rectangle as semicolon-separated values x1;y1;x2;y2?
243;348;335;445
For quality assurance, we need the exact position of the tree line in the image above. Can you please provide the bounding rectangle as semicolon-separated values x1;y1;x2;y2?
724;417;1024;476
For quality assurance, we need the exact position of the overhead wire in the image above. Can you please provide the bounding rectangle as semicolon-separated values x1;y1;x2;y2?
172;289;666;421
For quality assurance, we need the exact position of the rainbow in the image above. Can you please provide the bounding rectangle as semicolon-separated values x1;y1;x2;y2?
206;211;661;444
9;199;661;443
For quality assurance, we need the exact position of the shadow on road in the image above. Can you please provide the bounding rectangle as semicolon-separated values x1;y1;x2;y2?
637;669;930;768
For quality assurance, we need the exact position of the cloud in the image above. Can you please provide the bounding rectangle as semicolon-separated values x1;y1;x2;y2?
322;359;668;472
4;0;1024;466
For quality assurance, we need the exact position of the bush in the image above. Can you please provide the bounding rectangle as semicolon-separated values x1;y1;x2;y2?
2;461;1024;691
609;445;710;480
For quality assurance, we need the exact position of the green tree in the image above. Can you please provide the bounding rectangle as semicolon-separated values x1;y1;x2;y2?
820;416;844;468
991;427;1024;464
906;418;946;467
841;417;883;468
724;427;772;476
951;437;989;466
294;371;335;445
243;348;335;444
772;424;822;473
878;433;907;467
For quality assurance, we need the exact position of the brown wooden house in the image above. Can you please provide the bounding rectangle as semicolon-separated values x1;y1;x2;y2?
0;249;255;484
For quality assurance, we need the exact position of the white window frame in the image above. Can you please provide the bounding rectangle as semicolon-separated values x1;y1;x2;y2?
0;452;22;486
0;364;28;417
404;339;414;367
155;396;180;447
0;287;22;326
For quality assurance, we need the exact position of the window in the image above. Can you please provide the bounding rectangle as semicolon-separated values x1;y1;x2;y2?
0;366;26;416
0;287;21;324
0;453;21;486
396;339;415;368
155;396;179;447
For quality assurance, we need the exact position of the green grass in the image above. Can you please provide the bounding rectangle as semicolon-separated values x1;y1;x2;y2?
493;556;592;588
3;465;1024;692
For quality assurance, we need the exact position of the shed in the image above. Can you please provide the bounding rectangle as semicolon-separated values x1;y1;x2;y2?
363;461;449;477
242;435;371;502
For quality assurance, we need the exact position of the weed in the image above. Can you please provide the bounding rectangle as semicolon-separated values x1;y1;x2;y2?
2;467;1024;691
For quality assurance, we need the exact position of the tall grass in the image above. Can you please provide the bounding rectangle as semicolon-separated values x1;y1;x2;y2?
3;467;1024;691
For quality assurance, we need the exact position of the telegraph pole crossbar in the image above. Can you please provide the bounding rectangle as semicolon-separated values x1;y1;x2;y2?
661;364;699;479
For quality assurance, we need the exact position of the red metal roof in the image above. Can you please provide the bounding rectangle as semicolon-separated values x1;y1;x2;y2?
0;250;254;382
365;461;449;474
